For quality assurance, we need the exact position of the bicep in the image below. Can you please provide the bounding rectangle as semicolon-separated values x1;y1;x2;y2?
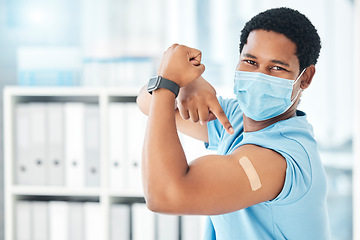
171;145;286;215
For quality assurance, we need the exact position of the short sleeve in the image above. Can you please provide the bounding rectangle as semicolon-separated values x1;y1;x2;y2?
205;97;241;151
268;147;312;205
203;217;216;240
205;119;223;150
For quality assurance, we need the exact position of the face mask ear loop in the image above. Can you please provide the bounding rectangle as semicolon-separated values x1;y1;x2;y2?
290;87;302;103
292;68;307;86
290;68;307;103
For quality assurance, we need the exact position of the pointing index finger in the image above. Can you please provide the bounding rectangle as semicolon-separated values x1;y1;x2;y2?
209;100;234;134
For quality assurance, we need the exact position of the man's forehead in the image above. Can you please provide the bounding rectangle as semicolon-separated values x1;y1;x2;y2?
241;30;299;66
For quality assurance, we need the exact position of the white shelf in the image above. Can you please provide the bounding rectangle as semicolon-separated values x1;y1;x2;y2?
109;190;144;198
11;186;102;197
3;86;145;240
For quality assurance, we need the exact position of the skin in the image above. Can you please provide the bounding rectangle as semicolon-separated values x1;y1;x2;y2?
238;30;315;132
138;30;316;215
137;75;231;142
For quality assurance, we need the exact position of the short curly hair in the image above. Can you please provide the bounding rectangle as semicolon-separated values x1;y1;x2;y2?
239;7;321;71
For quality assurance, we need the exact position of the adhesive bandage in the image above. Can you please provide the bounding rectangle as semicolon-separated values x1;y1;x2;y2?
239;156;262;191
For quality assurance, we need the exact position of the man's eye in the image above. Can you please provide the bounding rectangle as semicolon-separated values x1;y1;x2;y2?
245;60;257;65
272;66;286;71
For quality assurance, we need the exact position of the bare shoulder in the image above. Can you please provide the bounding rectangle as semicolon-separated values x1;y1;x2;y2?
230;144;287;199
231;144;286;164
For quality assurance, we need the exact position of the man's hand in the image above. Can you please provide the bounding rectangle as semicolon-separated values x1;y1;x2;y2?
177;76;234;135
157;44;205;87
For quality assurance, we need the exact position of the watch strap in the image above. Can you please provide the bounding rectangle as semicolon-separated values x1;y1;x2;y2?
148;76;180;97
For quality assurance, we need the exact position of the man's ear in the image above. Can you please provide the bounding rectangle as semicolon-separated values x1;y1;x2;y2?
300;65;315;90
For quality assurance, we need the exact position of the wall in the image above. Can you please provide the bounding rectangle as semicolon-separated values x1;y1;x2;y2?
0;0;80;239
353;0;360;238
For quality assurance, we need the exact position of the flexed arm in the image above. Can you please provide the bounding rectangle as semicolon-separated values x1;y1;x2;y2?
142;44;286;215
137;50;233;142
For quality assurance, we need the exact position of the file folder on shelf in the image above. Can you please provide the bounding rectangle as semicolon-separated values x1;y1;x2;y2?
157;214;180;240
15;104;32;185
84;202;104;240
28;103;48;185
49;201;69;240
85;104;100;187
132;203;155;240
126;103;147;193
47;103;65;186
108;103;127;190
64;102;85;188
16;201;32;240
110;204;130;240
181;215;204;240
32;201;49;240
69;202;84;240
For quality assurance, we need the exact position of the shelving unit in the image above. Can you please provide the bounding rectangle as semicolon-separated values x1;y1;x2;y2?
4;87;205;240
4;86;208;240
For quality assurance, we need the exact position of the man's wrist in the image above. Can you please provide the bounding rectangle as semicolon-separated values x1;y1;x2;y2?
147;76;180;97
152;88;177;103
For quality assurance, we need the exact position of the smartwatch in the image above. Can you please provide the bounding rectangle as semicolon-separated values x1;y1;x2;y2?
147;76;180;98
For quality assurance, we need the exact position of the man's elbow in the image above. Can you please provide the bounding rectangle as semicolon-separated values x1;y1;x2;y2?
145;196;163;213
144;187;184;214
136;95;149;116
136;85;152;116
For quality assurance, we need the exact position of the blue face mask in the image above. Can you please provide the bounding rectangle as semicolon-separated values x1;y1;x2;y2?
233;69;306;121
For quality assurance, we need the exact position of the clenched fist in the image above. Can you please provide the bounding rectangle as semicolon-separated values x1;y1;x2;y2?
157;44;206;87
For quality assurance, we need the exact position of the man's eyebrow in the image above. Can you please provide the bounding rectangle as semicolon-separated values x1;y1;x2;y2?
271;59;290;67
243;53;257;59
242;53;290;67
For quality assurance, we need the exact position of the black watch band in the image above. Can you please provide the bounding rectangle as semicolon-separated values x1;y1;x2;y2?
147;76;180;98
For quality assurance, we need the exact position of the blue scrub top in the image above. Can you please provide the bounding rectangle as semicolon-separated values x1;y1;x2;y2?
204;97;331;240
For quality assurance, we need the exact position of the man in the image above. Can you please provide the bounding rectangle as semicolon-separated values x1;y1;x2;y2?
137;7;330;239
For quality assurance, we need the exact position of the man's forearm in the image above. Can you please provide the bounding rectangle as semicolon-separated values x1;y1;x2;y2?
143;88;189;210
141;44;207;211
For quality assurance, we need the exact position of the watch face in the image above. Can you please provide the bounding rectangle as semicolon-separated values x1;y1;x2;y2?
148;76;160;91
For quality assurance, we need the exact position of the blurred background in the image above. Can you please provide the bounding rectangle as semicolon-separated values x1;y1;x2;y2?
0;0;359;239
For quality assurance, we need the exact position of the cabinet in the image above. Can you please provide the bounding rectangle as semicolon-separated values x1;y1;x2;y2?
3;86;205;240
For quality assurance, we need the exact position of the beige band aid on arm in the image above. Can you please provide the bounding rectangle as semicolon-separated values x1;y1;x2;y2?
239;156;262;191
